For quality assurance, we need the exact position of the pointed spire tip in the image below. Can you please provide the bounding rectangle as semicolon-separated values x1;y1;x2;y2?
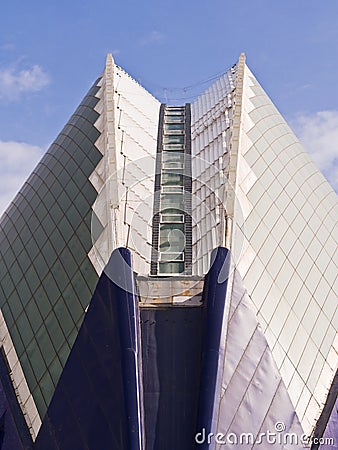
106;53;114;65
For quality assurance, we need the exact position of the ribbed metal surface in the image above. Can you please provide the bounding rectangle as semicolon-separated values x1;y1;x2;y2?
184;104;192;275
150;104;165;275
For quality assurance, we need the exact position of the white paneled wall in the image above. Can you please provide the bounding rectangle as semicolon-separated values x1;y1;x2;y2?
215;269;305;449
89;55;160;276
234;64;338;436
191;65;237;275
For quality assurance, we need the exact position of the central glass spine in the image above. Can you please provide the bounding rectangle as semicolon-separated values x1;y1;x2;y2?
151;105;192;275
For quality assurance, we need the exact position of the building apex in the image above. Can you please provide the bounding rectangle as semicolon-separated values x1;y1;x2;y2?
239;52;246;63
106;52;114;66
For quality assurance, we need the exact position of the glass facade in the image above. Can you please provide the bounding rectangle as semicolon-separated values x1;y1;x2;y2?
151;105;192;275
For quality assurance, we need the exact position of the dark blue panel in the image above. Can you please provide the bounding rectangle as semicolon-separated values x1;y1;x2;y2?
34;248;142;450
312;370;338;450
319;397;337;450
0;348;33;450
196;247;230;449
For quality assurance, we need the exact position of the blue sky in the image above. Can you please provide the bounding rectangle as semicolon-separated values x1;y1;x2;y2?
1;0;337;213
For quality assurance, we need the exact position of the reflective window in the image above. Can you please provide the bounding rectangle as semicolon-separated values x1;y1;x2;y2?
165;109;185;116
163;135;184;145
162;171;183;186
159;223;185;253
159;252;184;262
164;115;184;122
162;151;184;164
164;123;184;131
158;262;185;274
162;186;184;194
160;213;184;223
162;144;184;151
161;193;184;208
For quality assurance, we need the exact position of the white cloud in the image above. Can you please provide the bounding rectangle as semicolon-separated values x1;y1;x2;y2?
139;31;164;46
0;141;43;216
0;43;16;51
291;110;338;192
0;64;50;101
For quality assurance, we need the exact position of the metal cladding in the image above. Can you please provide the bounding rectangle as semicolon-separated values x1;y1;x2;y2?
34;248;142;450
196;247;230;442
34;247;229;450
0;78;103;427
0;53;336;449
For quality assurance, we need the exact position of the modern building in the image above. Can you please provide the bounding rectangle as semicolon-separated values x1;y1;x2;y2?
0;53;336;449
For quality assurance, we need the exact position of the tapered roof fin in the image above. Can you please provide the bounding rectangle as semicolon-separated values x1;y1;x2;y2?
106;53;114;66
238;52;246;64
